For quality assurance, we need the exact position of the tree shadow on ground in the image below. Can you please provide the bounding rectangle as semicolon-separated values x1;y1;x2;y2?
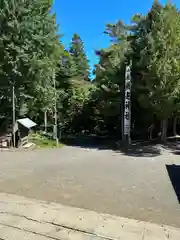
116;142;161;157
119;137;180;157
61;135;161;157
166;164;180;203
160;138;180;155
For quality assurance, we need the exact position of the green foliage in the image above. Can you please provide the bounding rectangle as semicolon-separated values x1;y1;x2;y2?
58;80;92;134
29;132;63;148
69;33;90;80
91;1;180;140
132;2;180;118
0;0;61;121
1;0;180;142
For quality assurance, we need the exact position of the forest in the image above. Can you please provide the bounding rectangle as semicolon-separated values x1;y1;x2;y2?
1;0;180;143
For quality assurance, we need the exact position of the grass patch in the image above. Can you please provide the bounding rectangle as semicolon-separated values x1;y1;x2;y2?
29;132;63;149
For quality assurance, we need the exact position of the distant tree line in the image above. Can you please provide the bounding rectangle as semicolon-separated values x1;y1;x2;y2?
0;0;180;142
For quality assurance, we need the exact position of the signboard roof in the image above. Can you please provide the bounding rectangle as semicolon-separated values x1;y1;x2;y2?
17;118;37;129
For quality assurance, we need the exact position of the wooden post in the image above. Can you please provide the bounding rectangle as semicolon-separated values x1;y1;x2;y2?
12;85;16;147
53;71;58;147
124;62;132;145
173;116;177;136
44;110;47;132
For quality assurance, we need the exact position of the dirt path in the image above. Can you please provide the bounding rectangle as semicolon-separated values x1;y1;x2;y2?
0;146;179;228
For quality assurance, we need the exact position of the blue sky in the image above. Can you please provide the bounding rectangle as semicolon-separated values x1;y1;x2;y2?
53;0;180;75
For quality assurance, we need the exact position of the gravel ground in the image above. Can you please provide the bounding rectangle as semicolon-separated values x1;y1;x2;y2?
0;145;179;228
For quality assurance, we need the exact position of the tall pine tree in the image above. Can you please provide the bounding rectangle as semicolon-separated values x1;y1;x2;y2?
69;33;90;81
0;0;61;123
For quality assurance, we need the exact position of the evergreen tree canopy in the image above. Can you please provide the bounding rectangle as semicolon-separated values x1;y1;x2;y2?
69;33;90;80
0;0;61;121
1;0;180;142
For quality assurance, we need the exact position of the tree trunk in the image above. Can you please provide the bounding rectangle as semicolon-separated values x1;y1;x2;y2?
149;126;153;140
173;116;177;136
44;110;47;132
161;119;167;141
